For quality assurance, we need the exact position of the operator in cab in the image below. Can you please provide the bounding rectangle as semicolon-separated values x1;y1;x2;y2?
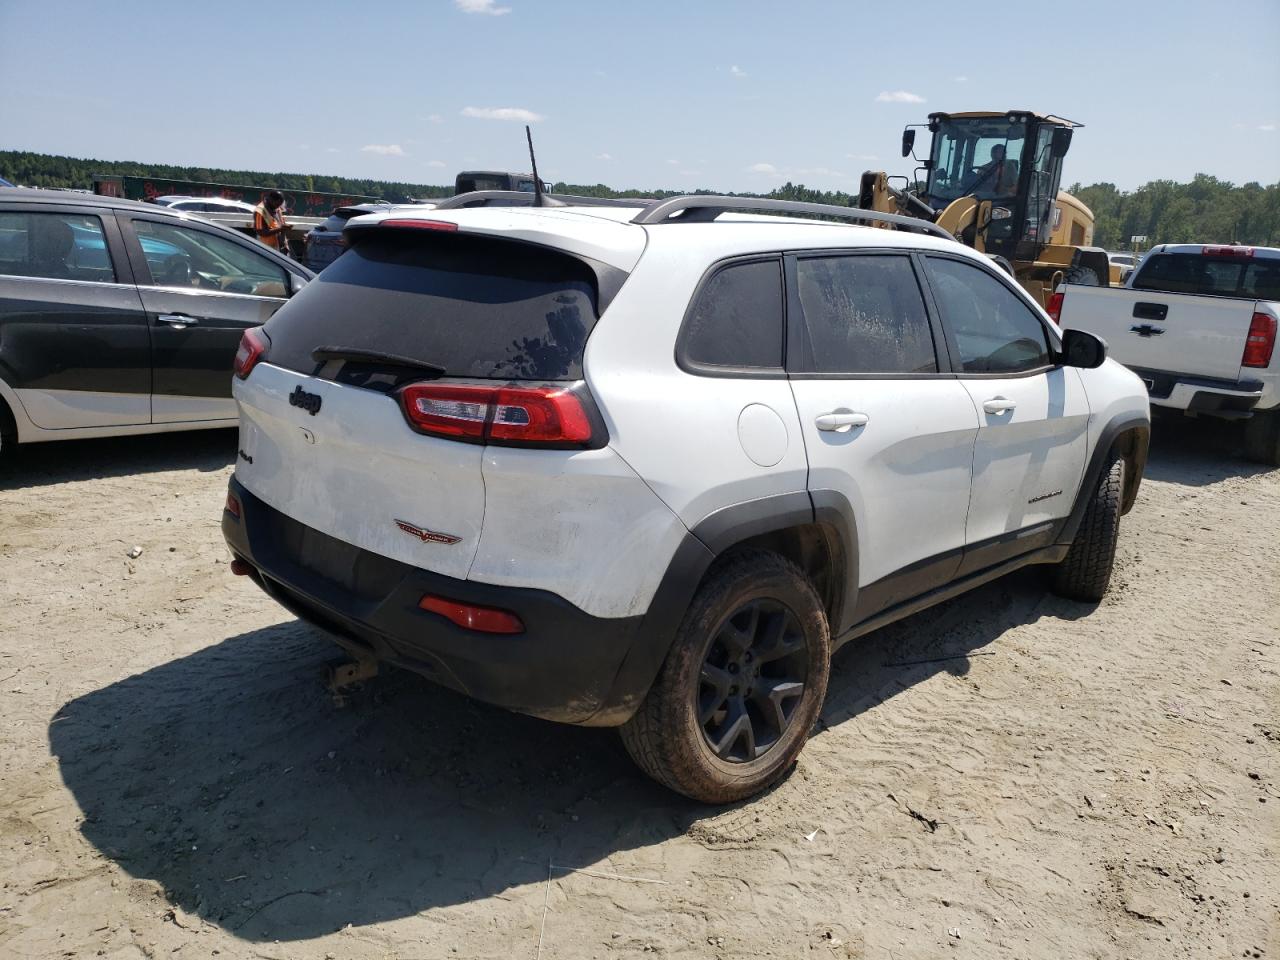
966;144;1019;196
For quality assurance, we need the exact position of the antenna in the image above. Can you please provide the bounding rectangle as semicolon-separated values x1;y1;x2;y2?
526;124;545;207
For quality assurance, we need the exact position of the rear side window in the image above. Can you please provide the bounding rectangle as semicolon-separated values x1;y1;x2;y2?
266;231;603;381
1133;253;1280;299
680;259;784;371
926;256;1051;374
792;254;937;374
0;211;117;283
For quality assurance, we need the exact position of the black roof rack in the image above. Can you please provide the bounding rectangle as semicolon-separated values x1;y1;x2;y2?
431;190;653;210
630;195;955;241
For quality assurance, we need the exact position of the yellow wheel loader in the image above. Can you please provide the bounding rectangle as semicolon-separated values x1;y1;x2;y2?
858;110;1112;307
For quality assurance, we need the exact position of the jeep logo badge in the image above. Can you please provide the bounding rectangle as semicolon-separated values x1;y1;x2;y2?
394;519;462;545
289;385;322;416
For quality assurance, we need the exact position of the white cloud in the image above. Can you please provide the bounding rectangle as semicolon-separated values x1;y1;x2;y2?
426;160;447;168
324;147;340;154
298;144;310;151
747;162;779;175
953;75;969;83
595;152;613;161
361;144;405;156
460;106;544;122
666;159;680;165
1259;124;1277;132
875;90;926;104
730;65;747;79
425;114;444;124
455;0;511;15
846;153;879;162
796;166;845;178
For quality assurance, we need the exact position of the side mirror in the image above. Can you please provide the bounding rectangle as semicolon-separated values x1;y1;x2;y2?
1051;127;1073;158
289;273;309;296
901;129;916;158
1061;328;1106;368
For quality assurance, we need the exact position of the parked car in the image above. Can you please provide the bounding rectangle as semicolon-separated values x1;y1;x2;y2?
151;195;259;215
1107;251;1142;284
303;203;395;271
0;188;313;453
1054;243;1280;464
222;195;1150;803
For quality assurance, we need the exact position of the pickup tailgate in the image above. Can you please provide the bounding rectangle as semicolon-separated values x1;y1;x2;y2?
1059;285;1256;382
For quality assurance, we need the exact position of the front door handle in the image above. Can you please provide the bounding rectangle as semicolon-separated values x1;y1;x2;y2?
982;397;1017;414
815;411;870;432
158;313;200;329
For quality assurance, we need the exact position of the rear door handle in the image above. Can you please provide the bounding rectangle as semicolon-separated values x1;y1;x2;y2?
815;411;870;432
158;314;200;329
982;397;1017;414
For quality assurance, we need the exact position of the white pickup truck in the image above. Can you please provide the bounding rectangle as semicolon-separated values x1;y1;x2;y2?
1052;243;1280;465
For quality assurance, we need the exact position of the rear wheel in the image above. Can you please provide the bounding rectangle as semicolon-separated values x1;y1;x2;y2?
1063;263;1102;286
1052;454;1125;602
1243;410;1280;467
620;550;830;804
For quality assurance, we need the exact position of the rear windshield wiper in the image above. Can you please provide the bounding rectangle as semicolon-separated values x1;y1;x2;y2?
311;346;447;379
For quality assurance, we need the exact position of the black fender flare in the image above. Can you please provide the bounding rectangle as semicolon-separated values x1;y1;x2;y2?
584;490;860;726
1059;413;1150;545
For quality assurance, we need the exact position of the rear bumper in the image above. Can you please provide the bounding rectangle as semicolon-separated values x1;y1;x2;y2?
1134;367;1271;416
222;476;654;725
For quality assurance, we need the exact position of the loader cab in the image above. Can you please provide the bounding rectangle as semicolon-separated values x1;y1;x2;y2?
919;111;1074;261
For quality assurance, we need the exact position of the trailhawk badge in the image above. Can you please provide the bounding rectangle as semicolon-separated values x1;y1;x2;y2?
394;519;462;545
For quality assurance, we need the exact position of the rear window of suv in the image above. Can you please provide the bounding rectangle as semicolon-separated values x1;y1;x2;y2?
264;231;604;381
1132;253;1280;300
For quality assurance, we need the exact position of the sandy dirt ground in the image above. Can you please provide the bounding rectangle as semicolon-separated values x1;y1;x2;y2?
1;415;1277;960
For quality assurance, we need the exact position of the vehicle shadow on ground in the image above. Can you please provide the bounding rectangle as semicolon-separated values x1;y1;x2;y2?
1142;412;1273;487
50;567;1081;943
0;428;237;491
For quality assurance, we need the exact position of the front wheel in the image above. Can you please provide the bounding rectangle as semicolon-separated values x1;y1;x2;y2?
1052;454;1125;602
1243;410;1280;467
620;550;830;804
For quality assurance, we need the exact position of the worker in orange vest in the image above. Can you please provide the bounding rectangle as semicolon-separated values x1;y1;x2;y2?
253;191;290;254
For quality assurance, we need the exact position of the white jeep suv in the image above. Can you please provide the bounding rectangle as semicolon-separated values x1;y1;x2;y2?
221;193;1150;803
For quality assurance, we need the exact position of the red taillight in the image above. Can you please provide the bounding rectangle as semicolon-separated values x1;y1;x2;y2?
399;383;598;446
234;327;269;379
418;594;524;634
1243;311;1277;368
225;492;241;518
1047;290;1064;323
379;219;458;231
1202;245;1253;258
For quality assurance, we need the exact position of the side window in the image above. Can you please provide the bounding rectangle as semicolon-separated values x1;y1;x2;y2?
0;211;117;283
926;256;1051;374
793;254;937;374
133;219;288;297
681;259;784;370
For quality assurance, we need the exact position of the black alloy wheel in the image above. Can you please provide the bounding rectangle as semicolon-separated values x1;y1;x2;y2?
698;599;808;762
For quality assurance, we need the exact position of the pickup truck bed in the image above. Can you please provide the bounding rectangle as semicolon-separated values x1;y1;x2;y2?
1055;243;1280;464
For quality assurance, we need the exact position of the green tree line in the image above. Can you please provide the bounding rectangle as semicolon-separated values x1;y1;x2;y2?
4;151;1277;248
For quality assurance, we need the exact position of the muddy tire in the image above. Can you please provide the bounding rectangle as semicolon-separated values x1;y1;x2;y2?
620;550;830;804
1053;454;1125;602
1243;410;1280;467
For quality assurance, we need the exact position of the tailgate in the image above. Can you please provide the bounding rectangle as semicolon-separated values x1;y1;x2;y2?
1060;286;1256;381
233;362;484;580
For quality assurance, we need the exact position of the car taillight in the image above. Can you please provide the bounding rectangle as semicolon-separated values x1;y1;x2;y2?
234;327;270;379
418;594;524;634
398;382;600;447
1047;290;1064;323
1243;311;1277;368
225;492;241;518
379;219;458;231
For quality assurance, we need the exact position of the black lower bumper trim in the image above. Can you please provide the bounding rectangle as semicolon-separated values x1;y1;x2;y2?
222;476;648;725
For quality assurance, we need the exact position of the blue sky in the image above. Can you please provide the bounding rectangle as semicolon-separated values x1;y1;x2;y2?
2;0;1277;193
